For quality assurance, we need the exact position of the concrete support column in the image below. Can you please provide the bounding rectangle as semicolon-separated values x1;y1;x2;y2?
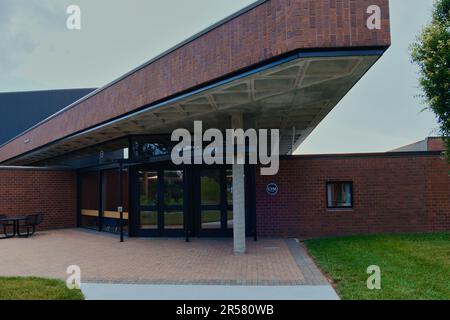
232;113;246;255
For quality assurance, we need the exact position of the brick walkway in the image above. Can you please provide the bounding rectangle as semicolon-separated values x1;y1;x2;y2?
0;229;326;285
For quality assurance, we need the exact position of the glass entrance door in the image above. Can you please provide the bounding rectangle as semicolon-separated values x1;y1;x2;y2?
197;167;233;236
138;170;159;232
162;170;184;231
138;168;184;236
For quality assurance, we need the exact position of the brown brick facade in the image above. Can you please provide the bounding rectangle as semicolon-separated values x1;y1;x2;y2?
0;168;77;230
0;0;391;163
256;154;450;238
427;137;445;151
1;152;448;238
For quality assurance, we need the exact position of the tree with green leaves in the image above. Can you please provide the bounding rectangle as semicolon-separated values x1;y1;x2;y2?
411;0;450;161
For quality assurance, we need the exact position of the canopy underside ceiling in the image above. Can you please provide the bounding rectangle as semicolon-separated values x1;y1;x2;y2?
7;54;379;166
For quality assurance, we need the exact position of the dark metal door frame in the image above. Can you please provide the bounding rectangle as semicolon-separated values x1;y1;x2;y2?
134;163;185;237
193;165;233;237
128;163;256;238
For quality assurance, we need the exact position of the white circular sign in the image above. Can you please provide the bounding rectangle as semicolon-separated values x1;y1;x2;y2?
266;183;279;196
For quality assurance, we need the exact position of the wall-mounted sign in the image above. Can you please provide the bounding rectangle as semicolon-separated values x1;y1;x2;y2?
266;183;278;196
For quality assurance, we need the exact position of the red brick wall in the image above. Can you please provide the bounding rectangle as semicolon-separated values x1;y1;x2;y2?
0;168;77;230
427;138;445;151
0;0;391;163
425;157;450;231
256;154;450;238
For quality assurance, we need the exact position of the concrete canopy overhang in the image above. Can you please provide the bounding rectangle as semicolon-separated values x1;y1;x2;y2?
3;49;382;166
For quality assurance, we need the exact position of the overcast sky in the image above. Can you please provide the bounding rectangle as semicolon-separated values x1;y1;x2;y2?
0;0;440;154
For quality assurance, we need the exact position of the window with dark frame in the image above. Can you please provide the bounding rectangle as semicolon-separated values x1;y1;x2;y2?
326;182;353;209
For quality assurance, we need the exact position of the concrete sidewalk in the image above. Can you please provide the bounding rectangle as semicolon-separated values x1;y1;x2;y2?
81;283;340;300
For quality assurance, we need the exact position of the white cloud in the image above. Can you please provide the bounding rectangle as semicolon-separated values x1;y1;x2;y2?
0;0;64;90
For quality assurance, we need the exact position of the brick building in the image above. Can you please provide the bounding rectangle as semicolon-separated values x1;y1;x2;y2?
257;150;450;238
0;0;448;253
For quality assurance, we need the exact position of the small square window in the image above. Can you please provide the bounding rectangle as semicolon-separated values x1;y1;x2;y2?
327;182;353;209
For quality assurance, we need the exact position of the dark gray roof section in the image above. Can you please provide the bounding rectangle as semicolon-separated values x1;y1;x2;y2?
391;139;428;152
0;88;96;145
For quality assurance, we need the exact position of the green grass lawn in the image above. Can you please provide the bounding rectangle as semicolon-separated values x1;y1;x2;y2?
305;233;450;300
0;277;84;300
